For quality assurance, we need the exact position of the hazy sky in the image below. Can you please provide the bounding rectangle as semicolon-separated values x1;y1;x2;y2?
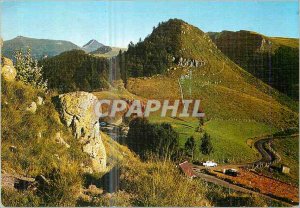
2;1;299;47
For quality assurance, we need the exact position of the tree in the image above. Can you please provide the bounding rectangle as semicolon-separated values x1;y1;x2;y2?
126;117;179;161
158;123;179;161
200;133;213;155
184;136;196;159
14;49;48;90
40;50;109;93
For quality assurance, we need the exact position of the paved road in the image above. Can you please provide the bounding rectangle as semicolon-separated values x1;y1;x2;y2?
253;137;275;163
252;134;298;166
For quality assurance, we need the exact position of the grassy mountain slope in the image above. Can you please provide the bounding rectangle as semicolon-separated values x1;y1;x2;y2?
2;78;270;207
3;36;81;60
126;19;297;128
1;79;88;206
272;135;299;184
208;30;299;99
125;19;298;163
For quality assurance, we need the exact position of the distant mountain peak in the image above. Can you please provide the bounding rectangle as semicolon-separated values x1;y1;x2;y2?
82;39;104;52
82;39;97;47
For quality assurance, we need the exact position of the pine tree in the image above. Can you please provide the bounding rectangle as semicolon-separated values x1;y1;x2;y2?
200;132;213;155
184;136;196;159
14;48;47;90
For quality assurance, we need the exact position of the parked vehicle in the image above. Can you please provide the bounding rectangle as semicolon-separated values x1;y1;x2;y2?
224;168;239;177
203;161;217;167
100;121;107;127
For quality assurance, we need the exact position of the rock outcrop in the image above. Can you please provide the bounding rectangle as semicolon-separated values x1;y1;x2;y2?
173;56;205;67
1;57;17;82
55;91;106;173
55;132;70;148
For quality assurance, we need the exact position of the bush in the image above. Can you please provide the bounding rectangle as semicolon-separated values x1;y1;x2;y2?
1;189;41;207
36;167;82;206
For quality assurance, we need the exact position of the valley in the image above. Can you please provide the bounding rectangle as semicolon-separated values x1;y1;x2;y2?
1;17;298;207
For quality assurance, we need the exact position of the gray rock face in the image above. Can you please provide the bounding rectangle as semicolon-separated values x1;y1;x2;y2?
175;57;205;68
56;91;106;173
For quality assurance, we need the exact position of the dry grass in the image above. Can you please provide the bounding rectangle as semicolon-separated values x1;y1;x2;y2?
1;79;87;206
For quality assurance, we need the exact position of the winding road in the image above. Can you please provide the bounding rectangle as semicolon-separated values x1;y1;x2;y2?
254;138;274;162
252;134;298;166
192;133;299;206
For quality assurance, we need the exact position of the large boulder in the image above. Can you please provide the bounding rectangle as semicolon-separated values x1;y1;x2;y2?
1;57;17;82
56;91;106;173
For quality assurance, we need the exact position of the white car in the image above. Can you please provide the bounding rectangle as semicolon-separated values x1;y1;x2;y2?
203;161;217;167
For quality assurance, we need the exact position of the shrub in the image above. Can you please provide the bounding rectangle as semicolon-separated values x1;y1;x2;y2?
36;167;82;206
1;189;41;207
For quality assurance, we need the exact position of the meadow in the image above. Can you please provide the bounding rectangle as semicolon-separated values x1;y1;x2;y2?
149;112;278;163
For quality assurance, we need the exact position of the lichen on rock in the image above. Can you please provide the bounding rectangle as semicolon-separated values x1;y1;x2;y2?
55;91;106;173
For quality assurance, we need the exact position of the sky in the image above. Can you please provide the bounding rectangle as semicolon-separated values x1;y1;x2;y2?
1;1;299;47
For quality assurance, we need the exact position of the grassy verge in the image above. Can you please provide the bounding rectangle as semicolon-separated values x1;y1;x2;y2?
201;120;278;163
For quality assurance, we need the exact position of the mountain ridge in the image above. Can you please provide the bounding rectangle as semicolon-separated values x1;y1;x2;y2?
207;30;299;99
2;36;81;60
122;19;298;128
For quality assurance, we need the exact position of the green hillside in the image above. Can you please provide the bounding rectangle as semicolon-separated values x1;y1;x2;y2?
123;19;298;163
2;73;268;207
125;19;297;127
208;30;299;99
3;36;81;60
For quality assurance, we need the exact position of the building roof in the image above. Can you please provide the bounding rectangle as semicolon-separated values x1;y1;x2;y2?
179;161;196;178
